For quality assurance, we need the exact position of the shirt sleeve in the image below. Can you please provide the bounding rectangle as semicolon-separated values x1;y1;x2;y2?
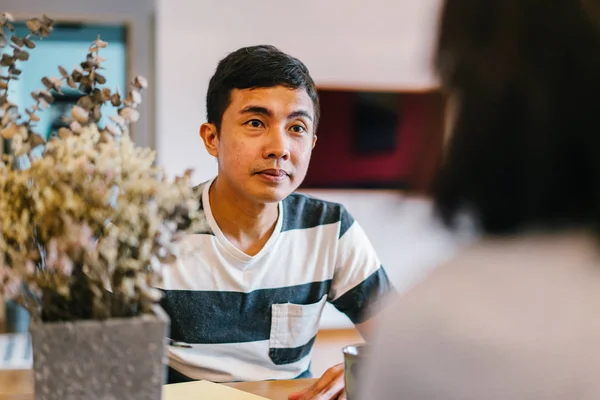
328;206;396;324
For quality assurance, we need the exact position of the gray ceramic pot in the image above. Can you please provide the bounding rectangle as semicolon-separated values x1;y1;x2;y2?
29;306;170;400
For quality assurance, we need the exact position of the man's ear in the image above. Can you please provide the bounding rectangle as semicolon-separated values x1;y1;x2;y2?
312;134;317;149
200;123;219;158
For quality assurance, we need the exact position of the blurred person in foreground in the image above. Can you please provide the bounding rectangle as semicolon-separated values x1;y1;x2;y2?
359;0;600;398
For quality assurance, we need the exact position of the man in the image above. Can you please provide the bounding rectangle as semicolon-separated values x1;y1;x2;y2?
159;45;395;400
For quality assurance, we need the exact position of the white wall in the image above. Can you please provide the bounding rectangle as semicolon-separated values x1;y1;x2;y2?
155;0;443;183
155;0;461;328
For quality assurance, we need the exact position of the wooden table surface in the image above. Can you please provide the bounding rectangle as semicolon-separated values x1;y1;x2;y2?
0;369;316;400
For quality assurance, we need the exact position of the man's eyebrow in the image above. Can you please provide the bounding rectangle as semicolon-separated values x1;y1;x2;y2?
239;106;272;117
287;110;313;121
239;106;313;121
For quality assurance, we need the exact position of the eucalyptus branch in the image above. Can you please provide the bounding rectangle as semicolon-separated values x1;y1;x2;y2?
0;13;54;154
0;11;202;322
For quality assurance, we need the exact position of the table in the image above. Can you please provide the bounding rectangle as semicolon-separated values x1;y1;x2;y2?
226;379;316;399
0;369;316;400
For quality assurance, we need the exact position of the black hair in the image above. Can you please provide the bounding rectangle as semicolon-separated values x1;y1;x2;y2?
206;45;320;134
433;0;600;235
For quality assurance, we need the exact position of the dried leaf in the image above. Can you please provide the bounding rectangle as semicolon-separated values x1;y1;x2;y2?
159;253;177;264
79;83;92;94
38;98;50;109
94;73;106;84
29;133;46;148
41;77;53;90
13;140;30;156
71;105;89;124
1;100;17;111
95;37;108;49
23;38;36;49
58;66;69;78
91;90;105;104
118;107;140;123
5;23;15;32
49;77;63;90
70;120;82;133
71;69;83;82
130;90;142;105
57;127;73;139
10;36;24;47
13;49;29;61
81;76;93;87
39;25;52;38
2;12;15;22
26;18;42;34
110;115;125;125
101;87;112;100
42;15;54;25
9;67;22;76
141;287;163;302
111;93;121;107
39;90;54;104
105;124;120;136
17;125;28;140
1;112;12;126
0;54;13;67
0;123;17;139
133;75;148;89
92;105;102;122
98;130;112;143
0;80;7;90
66;77;76;89
77;96;93;111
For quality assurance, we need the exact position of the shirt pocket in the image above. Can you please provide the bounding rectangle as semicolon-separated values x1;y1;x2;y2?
269;294;328;365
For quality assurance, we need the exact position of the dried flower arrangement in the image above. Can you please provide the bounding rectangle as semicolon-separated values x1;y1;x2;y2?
0;13;201;322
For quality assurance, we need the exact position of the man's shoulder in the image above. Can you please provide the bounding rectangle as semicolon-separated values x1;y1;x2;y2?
189;180;212;235
192;180;209;203
282;192;354;236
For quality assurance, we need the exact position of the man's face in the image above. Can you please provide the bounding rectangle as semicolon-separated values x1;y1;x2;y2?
201;85;317;204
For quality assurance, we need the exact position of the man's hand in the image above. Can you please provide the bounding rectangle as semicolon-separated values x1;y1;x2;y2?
288;363;346;400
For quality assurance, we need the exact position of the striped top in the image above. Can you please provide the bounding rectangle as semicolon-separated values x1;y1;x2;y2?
159;178;394;383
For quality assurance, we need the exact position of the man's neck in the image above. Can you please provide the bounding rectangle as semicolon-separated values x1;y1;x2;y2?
208;177;279;256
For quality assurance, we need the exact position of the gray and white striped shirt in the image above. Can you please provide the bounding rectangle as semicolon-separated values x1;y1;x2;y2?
159;178;394;383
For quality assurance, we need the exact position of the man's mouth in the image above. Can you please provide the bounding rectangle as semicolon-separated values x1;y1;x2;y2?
258;169;288;177
255;168;289;182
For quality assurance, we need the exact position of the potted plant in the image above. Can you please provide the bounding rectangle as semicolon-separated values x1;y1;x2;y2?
0;12;201;399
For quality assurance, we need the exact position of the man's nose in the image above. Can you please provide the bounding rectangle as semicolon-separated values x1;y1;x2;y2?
263;129;290;160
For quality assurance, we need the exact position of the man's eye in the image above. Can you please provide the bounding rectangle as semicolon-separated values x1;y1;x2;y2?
246;120;263;128
290;125;306;134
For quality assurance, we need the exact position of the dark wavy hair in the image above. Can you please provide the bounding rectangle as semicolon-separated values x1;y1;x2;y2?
433;0;600;235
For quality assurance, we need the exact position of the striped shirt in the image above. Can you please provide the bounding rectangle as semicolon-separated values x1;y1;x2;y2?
159;178;394;383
